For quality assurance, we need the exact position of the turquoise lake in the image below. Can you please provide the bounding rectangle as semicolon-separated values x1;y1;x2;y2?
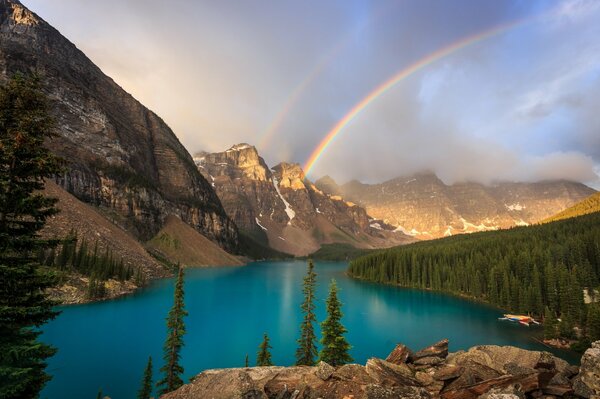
41;260;579;398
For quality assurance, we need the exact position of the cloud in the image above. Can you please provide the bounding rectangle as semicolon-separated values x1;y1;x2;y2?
21;0;600;189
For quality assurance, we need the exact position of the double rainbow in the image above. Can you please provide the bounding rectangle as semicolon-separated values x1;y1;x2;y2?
303;20;527;176
257;2;403;151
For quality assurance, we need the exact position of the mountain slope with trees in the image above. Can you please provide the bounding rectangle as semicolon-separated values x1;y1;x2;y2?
349;211;600;344
543;192;600;223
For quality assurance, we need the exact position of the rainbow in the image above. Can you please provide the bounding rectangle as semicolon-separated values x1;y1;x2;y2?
257;2;402;151
303;20;526;176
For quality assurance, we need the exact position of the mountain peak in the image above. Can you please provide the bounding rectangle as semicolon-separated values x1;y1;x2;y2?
272;162;306;190
1;0;40;27
198;143;270;181
226;143;255;152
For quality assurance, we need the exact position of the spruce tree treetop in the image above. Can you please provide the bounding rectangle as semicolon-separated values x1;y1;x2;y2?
137;356;153;399
256;332;273;367
0;73;63;398
296;259;318;366
319;279;353;366
157;266;188;395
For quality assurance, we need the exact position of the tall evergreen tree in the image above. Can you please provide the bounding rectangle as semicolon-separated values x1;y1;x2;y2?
0;73;63;398
256;333;273;366
319;279;353;366
543;306;558;339
157;267;188;395
137;356;153;399
587;305;600;342
296;260;318;366
245;354;249;368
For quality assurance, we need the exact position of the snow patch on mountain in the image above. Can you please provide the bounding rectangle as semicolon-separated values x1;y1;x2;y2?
370;222;383;230
255;218;267;231
505;203;525;211
272;177;295;224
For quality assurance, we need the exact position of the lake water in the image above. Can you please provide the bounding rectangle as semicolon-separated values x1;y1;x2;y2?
41;260;579;398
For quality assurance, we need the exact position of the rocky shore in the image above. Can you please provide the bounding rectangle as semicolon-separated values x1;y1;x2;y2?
161;339;600;399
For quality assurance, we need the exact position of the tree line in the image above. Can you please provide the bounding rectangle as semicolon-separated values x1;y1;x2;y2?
348;211;600;346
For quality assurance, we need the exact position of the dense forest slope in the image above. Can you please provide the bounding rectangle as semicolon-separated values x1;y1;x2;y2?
0;0;238;250
41;181;169;304
543;192;600;223
349;211;600;339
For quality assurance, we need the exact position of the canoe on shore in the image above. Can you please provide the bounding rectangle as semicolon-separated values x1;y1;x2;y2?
498;314;540;326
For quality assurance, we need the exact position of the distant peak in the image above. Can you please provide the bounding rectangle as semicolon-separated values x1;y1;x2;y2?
226;143;255;152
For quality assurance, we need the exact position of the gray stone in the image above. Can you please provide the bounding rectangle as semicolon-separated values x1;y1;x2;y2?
315;361;335;381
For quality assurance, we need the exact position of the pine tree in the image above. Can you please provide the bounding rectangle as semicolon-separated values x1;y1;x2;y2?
137;356;153;399
157;267;188;395
245;353;249;368
319;279;353;366
96;389;103;399
587;305;600;342
543;306;558;339
296;260;318;366
0;73;64;398
256;333;273;366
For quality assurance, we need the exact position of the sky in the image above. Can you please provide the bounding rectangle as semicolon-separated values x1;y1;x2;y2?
22;0;600;188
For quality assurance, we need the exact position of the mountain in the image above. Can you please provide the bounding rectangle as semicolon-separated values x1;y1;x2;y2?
146;216;244;267
543;192;600;223
315;173;596;239
195;144;413;256
40;181;168;304
0;0;238;251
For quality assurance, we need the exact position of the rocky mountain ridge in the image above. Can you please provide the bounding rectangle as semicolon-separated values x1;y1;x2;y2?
315;173;596;239
0;0;238;251
195;144;413;256
162;338;600;399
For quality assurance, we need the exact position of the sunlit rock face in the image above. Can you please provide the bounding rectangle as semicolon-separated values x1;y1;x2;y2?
315;173;596;239
197;144;414;256
0;0;238;249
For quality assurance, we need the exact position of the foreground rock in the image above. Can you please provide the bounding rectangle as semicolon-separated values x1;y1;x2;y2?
161;339;600;399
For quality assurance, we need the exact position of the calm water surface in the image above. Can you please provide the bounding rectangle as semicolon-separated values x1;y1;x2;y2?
41;261;579;398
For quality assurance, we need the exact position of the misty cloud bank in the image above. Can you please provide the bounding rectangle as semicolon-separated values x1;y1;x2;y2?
23;0;600;188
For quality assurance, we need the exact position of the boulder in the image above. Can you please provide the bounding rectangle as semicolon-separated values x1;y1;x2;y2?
447;345;566;375
414;356;446;366
443;361;502;392
573;341;600;398
386;343;413;364
365;384;431;399
414;339;449;360
433;365;464;381
365;358;420;387
441;373;541;399
315;361;335;381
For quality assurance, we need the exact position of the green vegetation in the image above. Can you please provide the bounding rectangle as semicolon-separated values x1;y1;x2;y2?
39;230;135;283
158;267;188;395
238;232;292;260
0;73;63;398
349;211;600;347
319;279;353;366
256;333;273;366
296;260;318;366
137;356;153;399
307;243;372;261
543;192;600;223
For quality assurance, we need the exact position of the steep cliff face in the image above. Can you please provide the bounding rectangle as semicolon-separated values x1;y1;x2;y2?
315;173;596;239
0;0;238;249
197;144;412;256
